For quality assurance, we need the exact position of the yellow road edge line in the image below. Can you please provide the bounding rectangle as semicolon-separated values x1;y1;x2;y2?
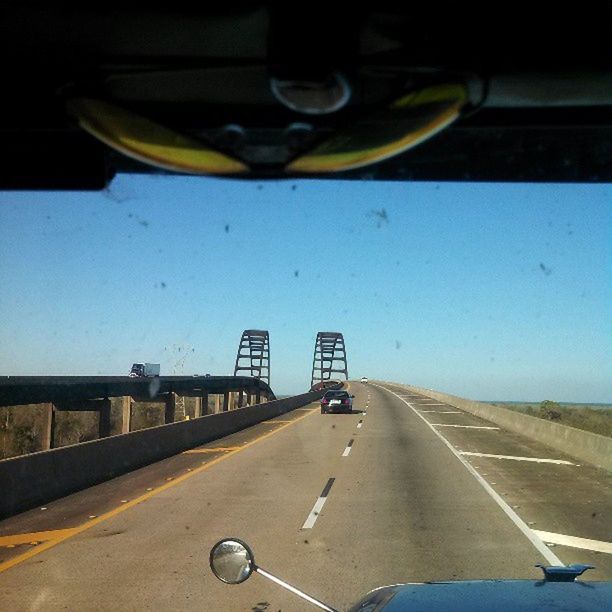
183;447;241;454
267;420;292;423
0;528;79;547
0;403;319;575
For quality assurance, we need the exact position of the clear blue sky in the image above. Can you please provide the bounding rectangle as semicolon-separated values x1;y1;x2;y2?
0;176;610;402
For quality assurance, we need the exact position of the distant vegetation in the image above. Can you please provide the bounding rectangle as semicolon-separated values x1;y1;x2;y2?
491;400;612;438
0;404;101;459
1;404;45;458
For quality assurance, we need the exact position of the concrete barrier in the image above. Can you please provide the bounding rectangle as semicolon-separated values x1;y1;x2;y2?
0;390;323;519
384;382;612;472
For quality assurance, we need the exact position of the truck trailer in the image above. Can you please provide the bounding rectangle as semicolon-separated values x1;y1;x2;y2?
129;363;160;377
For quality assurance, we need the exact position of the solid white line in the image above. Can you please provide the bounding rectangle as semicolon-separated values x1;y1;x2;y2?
532;530;612;554
342;446;352;457
460;452;576;466
419;410;462;414
302;497;327;529
374;383;563;566
431;424;500;430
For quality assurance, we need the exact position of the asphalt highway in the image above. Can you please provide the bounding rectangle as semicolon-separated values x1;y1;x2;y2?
0;382;610;611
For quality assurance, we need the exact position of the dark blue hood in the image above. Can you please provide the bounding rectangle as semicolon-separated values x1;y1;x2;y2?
348;580;612;611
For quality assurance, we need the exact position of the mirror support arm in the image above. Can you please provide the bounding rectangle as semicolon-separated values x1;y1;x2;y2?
255;566;338;612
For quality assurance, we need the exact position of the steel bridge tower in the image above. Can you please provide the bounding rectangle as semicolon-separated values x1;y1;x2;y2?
233;330;270;384
310;332;348;388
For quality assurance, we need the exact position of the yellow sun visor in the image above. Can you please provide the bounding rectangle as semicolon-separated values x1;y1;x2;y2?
67;98;248;175
287;83;468;173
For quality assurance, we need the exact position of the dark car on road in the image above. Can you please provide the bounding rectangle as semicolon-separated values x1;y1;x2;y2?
320;390;354;414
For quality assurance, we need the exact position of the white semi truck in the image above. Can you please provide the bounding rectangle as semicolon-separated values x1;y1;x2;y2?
129;363;160;377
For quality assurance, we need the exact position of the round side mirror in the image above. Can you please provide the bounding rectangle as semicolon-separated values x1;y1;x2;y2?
210;538;255;584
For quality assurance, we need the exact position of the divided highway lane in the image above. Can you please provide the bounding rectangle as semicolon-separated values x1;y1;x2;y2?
1;383;608;611
380;382;612;581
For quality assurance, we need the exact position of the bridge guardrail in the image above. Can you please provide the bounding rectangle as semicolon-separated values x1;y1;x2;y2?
0;389;323;519
0;375;275;407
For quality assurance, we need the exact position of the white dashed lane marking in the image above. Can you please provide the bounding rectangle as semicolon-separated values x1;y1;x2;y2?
302;478;335;529
460;452;576;465
342;439;354;457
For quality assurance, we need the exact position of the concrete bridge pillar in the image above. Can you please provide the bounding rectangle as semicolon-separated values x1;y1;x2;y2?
99;398;111;438
121;396;132;433
165;392;177;423
41;402;55;450
194;390;209;418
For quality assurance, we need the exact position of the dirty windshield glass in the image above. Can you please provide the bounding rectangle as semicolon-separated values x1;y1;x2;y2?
1;176;610;612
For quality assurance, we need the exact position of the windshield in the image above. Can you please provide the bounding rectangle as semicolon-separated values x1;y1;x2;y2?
1;177;609;612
